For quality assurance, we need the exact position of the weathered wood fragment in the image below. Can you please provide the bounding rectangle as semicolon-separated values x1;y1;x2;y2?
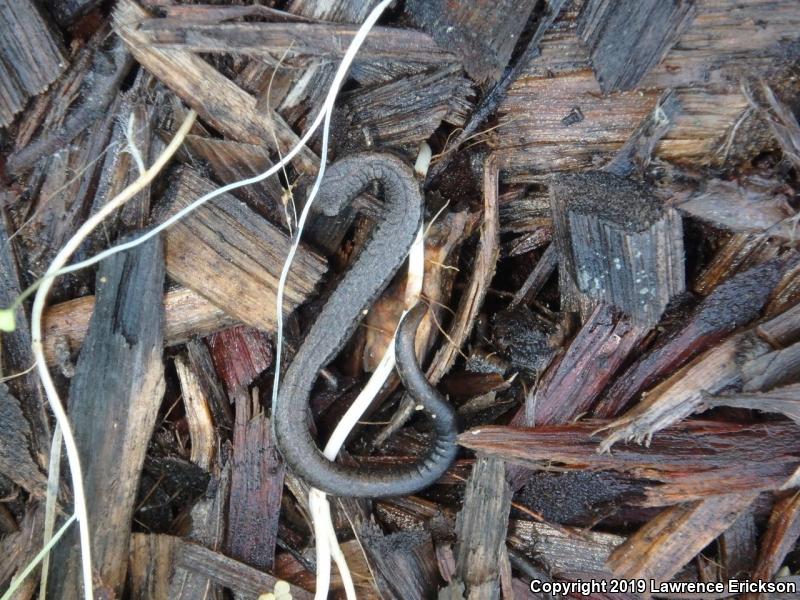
42;285;239;365
168;461;231;600
159;168;326;331
177;539;314;600
359;522;441;600
607;494;758;586
459;420;800;506
595;259;785;417
139;18;455;65
509;244;558;309
599;332;769;450
6;30;129;176
759;301;800;347
742;341;800;392
677;176;796;241
0;210;50;463
341;64;473;149
514;303;646;426
603;91;682;177
720;507;758;581
113;0;317;173
743;493;800;600
0;506;44;598
278;0;383;123
550;171;685;325
496;1;800;181
507;519;625;580
129;533;177;600
0;384;47;499
185;338;233;433
174;355;217;470
440;456;511;600
0;0;67;128
693;233;782;296
178;135;286;225
577;0;696;93
406;0;536;84
208;326;281;572
49;236;166;599
425;0;567;181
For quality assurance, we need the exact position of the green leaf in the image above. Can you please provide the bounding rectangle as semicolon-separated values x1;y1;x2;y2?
0;309;16;332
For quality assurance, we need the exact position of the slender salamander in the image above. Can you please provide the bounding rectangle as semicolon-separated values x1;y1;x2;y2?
274;153;458;497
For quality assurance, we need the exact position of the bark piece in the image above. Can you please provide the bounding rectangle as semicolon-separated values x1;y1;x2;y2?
550;171;685;326
406;0;536;83
168;460;231;600
226;393;284;572
185;338;233;434
599;330;773;450
607;494;758;586
744;492;800;600
341;64;473;149
509;244;558;309
507;519;625;579
129;533;178;600
177;539;314;600
516;303;647;426
113;0;317;173
0;210;50;465
720;506;758;581
42;285;239;366
459;420;800;506
48;236;166;599
694;233;781;296
6;29;129;177
359;523;441;600
179;135;286;226
174;354;217;470
160;168;326;331
0;0;67;127
138;18;455;65
759;302;800;348
742;341;800;392
0;384;47;499
578;0;696;93
595;258;785;417
440;456;511;600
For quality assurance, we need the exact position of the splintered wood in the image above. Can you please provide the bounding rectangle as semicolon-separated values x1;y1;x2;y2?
3;0;800;598
0;0;67;127
159;169;327;331
550;172;685;325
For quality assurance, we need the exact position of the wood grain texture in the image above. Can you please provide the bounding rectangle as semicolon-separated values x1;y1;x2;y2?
607;494;758;585
550;171;685;326
138;19;456;65
440;456;511;600
160;168;327;331
496;0;800;181
113;0;317;173
578;0;696;92
43;285;239;365
48;236;166;599
0;0;67;126
459;420;800;506
406;0;536;83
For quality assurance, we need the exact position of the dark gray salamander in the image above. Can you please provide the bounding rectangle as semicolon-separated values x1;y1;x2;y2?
274;153;458;497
